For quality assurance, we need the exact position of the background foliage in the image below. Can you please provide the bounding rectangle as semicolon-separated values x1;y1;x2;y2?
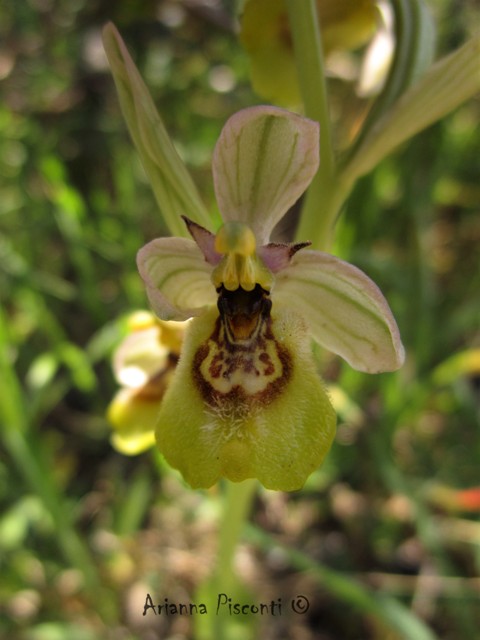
0;1;479;639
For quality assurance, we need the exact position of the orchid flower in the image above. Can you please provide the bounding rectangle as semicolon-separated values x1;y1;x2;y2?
240;0;378;106
107;312;187;455
137;106;404;491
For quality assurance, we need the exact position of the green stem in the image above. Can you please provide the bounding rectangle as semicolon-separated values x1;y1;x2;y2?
286;0;345;251
299;173;353;251
211;479;257;640
216;479;257;589
285;0;333;169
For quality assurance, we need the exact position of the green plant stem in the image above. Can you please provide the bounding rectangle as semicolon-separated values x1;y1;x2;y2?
300;173;353;251
216;479;257;589
286;0;344;251
211;479;257;640
285;0;333;172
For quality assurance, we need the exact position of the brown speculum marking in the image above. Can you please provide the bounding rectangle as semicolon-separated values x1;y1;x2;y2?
192;284;292;410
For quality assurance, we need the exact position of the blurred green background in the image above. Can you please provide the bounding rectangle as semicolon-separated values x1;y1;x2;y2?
0;1;479;639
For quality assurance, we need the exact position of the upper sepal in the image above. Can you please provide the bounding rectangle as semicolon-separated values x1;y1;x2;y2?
212;106;320;245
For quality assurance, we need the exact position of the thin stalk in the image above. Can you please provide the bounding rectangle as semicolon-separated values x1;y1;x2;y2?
285;0;333;171
286;0;344;251
216;479;258;589
211;479;257;640
299;173;353;251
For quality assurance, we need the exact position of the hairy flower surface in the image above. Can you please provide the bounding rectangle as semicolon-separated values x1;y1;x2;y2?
137;106;404;491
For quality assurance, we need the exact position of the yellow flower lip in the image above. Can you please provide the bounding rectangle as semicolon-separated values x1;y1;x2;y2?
212;222;273;292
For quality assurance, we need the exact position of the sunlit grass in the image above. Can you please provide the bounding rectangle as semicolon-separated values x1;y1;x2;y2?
1;1;479;639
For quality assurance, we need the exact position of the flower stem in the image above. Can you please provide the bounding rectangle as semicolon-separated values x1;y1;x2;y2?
210;479;257;640
285;0;359;251
285;0;333;170
299;173;353;252
216;479;257;588
286;0;344;251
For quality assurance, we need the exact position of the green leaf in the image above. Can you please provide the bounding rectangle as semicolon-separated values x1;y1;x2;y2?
342;36;480;182
347;0;435;162
102;23;211;237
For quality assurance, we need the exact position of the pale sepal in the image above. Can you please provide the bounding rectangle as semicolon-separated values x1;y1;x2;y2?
137;237;217;321
102;23;211;237
155;307;336;491
274;250;405;373
213;106;320;245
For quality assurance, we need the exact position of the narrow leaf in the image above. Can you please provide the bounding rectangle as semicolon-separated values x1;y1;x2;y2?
348;0;436;161
102;23;211;236
343;37;480;182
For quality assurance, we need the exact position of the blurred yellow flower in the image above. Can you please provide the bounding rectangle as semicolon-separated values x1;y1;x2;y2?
240;0;379;105
107;312;187;455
